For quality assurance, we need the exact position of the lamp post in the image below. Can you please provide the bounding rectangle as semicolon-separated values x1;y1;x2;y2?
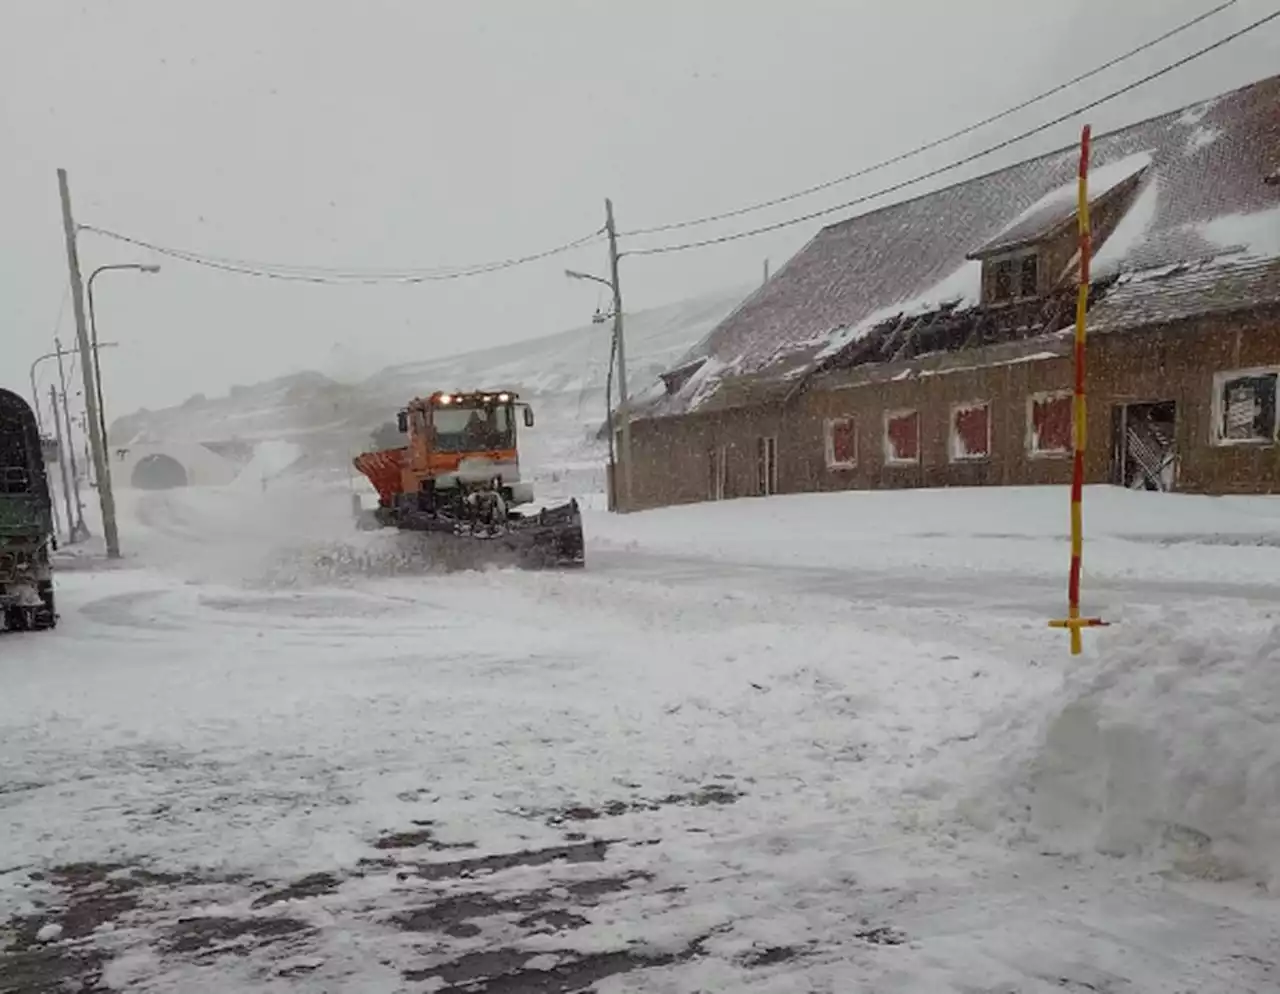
29;342;120;542
29;342;120;430
566;261;630;512
87;263;159;448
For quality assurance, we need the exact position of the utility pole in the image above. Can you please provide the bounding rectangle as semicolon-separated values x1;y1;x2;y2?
54;338;88;541
604;198;632;512
58;168;120;559
763;258;770;285
49;385;76;544
79;413;93;487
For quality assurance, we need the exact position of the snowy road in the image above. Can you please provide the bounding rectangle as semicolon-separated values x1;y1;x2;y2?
2;483;1279;992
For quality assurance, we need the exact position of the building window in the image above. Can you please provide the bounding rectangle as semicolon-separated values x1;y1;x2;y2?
1028;391;1073;456
950;401;991;461
1214;369;1278;445
824;417;857;469
988;250;1040;304
993;259;1014;302
1019;254;1038;297
884;409;920;465
757;436;778;495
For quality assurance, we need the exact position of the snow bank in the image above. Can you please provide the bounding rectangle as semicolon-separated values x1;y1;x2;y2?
592;486;1280;588
1027;612;1280;889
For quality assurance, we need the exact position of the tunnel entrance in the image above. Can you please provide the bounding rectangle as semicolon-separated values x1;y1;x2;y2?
131;453;188;490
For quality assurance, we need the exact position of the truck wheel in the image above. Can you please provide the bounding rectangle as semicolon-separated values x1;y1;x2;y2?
33;584;57;630
4;606;31;632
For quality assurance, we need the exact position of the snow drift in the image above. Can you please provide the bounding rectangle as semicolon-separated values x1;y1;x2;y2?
231;439;302;489
1026;612;1280;890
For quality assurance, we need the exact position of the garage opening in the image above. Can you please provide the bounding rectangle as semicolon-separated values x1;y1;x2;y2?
132;453;188;490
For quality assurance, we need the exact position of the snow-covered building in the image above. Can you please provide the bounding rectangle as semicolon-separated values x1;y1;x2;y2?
627;73;1280;508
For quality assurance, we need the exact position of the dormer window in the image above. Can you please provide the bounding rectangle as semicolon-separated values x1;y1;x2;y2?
969;157;1150;307
986;248;1040;305
1019;254;1038;296
994;258;1013;300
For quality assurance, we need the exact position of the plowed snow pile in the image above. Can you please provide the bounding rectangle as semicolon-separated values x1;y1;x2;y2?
1023;611;1280;889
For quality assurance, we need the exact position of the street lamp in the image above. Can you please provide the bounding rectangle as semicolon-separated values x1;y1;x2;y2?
29;341;120;543
565;269;614;325
29;341;122;433
566;267;631;512
564;268;611;290
87;263;160;447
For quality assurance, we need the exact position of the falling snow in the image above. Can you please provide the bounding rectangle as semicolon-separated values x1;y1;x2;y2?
5;407;1280;994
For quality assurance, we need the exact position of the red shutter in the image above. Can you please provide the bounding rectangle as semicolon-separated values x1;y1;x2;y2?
886;411;920;462
953;403;990;458
1031;394;1072;453
831;418;856;465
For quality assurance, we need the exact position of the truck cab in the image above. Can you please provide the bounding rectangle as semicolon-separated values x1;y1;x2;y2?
397;390;536;506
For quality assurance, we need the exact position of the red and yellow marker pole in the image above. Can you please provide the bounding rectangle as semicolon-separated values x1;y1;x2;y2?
1049;124;1107;654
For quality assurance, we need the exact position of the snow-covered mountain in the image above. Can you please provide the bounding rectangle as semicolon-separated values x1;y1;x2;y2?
109;286;748;489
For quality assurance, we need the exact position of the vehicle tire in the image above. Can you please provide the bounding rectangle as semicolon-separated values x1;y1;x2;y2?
33;584;57;630
4;606;30;632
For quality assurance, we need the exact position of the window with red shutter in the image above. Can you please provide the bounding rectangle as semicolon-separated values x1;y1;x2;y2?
951;402;990;461
824;417;857;469
1028;392;1073;455
884;410;920;464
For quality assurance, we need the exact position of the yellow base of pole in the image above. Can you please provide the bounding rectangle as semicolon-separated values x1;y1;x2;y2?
1048;615;1109;655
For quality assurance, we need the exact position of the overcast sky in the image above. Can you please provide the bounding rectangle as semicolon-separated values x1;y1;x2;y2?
4;0;1278;416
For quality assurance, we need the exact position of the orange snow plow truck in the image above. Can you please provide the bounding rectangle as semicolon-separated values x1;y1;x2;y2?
352;390;584;569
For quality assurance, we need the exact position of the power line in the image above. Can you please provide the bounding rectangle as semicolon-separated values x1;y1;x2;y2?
623;0;1242;237
78;224;607;284
85;225;606;279
625;4;1280;257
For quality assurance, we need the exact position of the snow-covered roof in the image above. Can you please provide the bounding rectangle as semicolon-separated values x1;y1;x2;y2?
973;150;1153;257
647;73;1280;419
1088;256;1280;336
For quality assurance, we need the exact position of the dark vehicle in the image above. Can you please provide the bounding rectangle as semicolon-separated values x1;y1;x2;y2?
0;388;57;631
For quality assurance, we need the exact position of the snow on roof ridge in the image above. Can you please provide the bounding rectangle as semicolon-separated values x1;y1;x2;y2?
976;151;1154;257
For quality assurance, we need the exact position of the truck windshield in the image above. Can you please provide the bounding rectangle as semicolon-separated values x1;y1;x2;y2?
432;405;515;453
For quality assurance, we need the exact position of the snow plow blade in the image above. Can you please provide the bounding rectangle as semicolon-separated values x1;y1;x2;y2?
370;499;585;570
